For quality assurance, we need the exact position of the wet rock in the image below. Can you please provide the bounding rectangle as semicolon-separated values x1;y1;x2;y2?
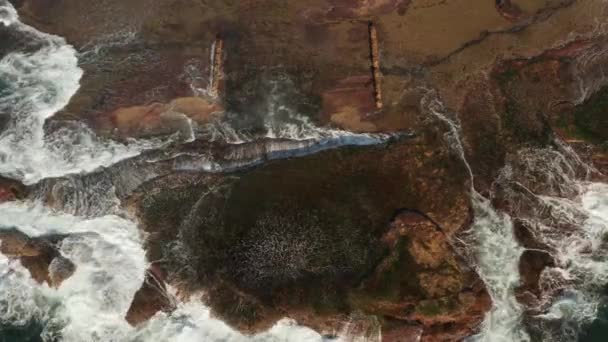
0;176;26;203
517;249;555;297
354;211;491;341
126;137;481;336
458;77;506;192
12;0;528;138
512;219;552;251
126;264;175;326
0;229;75;287
97;96;223;139
322;76;377;132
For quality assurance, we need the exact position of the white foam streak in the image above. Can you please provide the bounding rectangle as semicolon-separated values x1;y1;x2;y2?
467;193;529;342
538;182;608;332
422;88;529;341
0;1;16;26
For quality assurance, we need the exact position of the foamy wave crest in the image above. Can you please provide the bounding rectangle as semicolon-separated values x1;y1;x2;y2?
0;201;146;341
422;87;530;341
489;144;608;341
465;192;530;342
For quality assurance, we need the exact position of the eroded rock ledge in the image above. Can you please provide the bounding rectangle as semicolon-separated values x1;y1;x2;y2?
0;229;76;288
124;136;482;339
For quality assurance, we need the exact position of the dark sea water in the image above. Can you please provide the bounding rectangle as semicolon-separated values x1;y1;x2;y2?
0;322;45;342
580;304;608;342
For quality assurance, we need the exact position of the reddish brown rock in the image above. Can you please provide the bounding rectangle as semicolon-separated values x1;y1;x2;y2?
97;96;224;139
124;136;482;337
322;76;377;132
0;176;26;203
355;211;491;342
0;229;75;287
126;264;175;326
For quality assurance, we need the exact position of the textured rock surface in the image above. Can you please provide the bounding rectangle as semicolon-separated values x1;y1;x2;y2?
7;0;608;340
125;135;478;336
0;176;26;203
0;229;75;287
126;264;176;326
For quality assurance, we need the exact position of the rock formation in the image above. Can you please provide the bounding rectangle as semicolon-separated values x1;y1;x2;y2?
5;0;608;340
124;135;478;337
126;264;176;326
0;229;75;288
0;176;26;203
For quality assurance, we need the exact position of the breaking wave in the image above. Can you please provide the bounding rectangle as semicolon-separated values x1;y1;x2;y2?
424;85;608;342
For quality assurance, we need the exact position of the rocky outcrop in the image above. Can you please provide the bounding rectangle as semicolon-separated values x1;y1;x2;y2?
11;0;583;141
515;250;555;307
95;96;223;139
125;135;480;337
0;176;26;203
0;229;75;287
126;264;175;326
8;0;608;340
355;211;491;341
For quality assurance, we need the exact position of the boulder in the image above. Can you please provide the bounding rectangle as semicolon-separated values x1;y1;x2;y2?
0;176;26;203
126;264;175;326
126;137;484;338
517;250;555;298
353;211;491;341
0;229;75;287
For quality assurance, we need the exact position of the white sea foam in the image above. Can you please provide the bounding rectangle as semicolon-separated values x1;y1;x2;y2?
528;181;608;341
0;201;146;341
422;88;530;341
131;298;335;342
0;0;161;185
466;192;530;342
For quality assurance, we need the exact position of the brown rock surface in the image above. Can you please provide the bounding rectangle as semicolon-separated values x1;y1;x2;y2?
97;96;223;138
0;176;26;203
0;229;75;287
125;135;482;337
12;0;590;140
126;264;176;326
354;211;491;341
8;0;608;340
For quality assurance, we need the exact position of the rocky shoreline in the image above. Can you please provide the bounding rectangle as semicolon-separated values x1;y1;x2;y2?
1;0;608;341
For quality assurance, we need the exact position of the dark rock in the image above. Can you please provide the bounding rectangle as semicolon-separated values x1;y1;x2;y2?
126;264;175;326
517;249;555;298
0;176;26;203
513;219;552;251
126;137;479;335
